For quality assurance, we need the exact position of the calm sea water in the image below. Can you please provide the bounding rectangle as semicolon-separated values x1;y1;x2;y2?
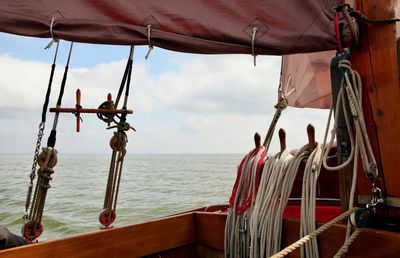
0;154;241;240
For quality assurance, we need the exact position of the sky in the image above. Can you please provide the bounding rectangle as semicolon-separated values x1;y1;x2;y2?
0;32;330;154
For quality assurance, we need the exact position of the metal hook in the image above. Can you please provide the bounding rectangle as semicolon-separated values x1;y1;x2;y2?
45;17;59;50
145;24;154;60
251;27;258;66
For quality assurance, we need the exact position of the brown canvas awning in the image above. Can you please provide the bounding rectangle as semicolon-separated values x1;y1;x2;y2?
0;0;351;55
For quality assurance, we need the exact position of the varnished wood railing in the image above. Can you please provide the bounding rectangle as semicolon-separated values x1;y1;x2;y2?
2;211;400;257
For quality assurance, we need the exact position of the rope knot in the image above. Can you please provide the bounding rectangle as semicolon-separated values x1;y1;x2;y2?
275;97;288;110
38;148;58;169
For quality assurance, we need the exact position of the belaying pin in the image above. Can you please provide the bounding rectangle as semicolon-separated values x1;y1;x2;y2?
75;89;82;132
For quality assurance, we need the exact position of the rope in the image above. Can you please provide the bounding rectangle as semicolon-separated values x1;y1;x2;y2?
333;228;362;258
350;10;400;24
24;42;60;219
300;143;322;258
249;143;325;258
263;98;288;149
249;149;293;258
23;148;58;241
225;147;266;258
47;42;74;148
100;130;127;228
145;25;154;60
270;208;358;258
45;17;59;49
322;59;378;182
251;27;258;66
114;46;134;110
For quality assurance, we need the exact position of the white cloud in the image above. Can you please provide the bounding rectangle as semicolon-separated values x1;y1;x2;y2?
0;52;330;154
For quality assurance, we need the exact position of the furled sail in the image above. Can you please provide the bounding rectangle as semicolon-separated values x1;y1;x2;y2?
0;0;352;55
280;51;335;109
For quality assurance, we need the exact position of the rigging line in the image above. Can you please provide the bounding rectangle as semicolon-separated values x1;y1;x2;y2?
42;41;60;123
122;55;133;111
24;41;60;217
270;208;359;258
47;42;74;148
114;46;134;109
350;10;400;24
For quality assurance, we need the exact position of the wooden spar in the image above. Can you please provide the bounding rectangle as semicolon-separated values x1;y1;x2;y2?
352;0;400;198
49;108;133;114
75;89;81;132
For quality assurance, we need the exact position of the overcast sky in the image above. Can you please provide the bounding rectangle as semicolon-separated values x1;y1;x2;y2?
0;33;329;154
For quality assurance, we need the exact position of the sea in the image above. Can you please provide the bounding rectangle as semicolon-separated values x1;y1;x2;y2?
0;154;241;240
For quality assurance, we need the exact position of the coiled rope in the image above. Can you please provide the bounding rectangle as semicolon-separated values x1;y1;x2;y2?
225;147;266;258
272;57;377;258
249;148;293;258
300;143;322;258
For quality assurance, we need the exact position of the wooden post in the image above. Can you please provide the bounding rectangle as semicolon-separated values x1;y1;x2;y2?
352;0;400;198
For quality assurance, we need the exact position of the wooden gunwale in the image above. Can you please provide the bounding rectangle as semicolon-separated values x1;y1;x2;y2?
2;211;400;257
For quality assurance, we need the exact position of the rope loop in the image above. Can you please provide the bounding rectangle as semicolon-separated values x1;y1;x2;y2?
145;24;154;60
251;27;258;66
45;17;59;50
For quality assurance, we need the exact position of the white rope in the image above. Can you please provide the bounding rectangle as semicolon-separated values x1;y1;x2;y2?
251;27;258;66
270;208;358;258
322;59;378;182
300;143;322;258
249;148;296;258
271;59;372;258
333;228;362;258
45;17;59;50
225;147;266;258
145;24;154;60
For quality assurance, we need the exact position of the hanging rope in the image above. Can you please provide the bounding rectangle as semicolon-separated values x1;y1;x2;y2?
300;143;322;258
47;42;74;148
322;58;381;205
22;42;73;241
99;46;135;229
145;24;154;60
225;146;266;258
24;42;59;221
99;130;128;228
225;84;289;257
319;56;380;257
249;147;294;258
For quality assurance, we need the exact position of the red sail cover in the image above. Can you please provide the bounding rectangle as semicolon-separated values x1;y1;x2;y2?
280;51;335;109
0;0;350;55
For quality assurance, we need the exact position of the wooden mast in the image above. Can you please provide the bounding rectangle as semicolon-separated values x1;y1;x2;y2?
352;0;400;199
